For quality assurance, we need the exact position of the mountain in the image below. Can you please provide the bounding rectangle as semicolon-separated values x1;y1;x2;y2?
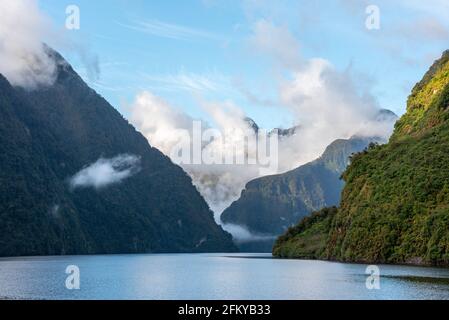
375;109;398;122
0;48;236;257
245;117;301;138
221;135;380;251
269;126;301;137
244;117;259;133
273;51;449;266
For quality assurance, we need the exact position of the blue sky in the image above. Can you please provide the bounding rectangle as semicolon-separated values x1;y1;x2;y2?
39;0;449;129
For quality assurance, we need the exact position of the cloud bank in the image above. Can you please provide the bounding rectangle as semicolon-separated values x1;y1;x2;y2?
0;0;101;88
222;223;276;243
129;19;397;222
0;0;58;89
130;92;196;156
130;83;395;222
70;154;141;190
274;58;394;168
130;93;264;219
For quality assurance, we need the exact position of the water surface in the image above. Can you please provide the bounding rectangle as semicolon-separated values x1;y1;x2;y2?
0;253;448;300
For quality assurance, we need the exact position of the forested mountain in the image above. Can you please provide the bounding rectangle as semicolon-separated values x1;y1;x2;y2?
0;48;236;257
274;51;449;266
221;136;379;251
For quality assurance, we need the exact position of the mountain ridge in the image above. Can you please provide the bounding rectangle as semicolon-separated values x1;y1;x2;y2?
273;51;449;265
0;48;237;256
221;135;384;251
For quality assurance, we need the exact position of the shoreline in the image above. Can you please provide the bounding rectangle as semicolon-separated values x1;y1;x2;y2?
272;255;449;269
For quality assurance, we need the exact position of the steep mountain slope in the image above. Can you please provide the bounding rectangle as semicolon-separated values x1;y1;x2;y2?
221;136;376;239
0;49;236;257
274;51;449;265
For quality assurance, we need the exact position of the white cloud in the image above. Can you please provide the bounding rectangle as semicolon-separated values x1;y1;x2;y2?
184;99;264;217
130;85;395;222
76;47;101;82
249;19;301;69
129;19;396;230
141;71;227;93
0;0;101;88
130;92;262;220
0;0;58;89
70;154;141;190
117;19;217;41
130;92;196;156
221;223;276;243
246;20;395;169
275;58;394;168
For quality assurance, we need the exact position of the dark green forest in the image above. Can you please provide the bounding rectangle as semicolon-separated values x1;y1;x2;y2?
221;136;378;251
274;51;449;266
0;48;236;257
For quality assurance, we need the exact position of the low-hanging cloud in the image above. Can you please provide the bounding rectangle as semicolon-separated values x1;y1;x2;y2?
0;0;101;89
130;92;196;155
274;58;395;168
129;18;397;225
245;19;396;168
130;93;263;219
69;154;141;190
0;0;58;89
221;223;276;243
130;85;395;224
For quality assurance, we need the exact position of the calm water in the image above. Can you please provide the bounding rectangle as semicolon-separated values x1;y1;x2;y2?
0;253;449;300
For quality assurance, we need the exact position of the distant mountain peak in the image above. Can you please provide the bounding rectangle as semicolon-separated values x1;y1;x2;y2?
221;135;378;251
269;125;301;137
376;108;398;121
244;117;259;133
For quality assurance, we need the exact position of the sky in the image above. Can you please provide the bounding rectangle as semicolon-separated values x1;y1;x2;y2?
37;0;449;129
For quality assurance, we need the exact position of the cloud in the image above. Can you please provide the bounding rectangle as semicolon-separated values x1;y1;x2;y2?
249;19;301;69
244;20;395;168
184;98;264;217
336;0;449;65
275;58;395;168
69;154;141;190
186;166;260;219
394;18;449;42
130;85;395;223
233;78;277;107
141;70;228;93
221;223;276;243
117;19;217;41
129;20;396;231
130;92;197;155
130;92;262;220
0;0;58;89
0;0;101;88
76;47;101;81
